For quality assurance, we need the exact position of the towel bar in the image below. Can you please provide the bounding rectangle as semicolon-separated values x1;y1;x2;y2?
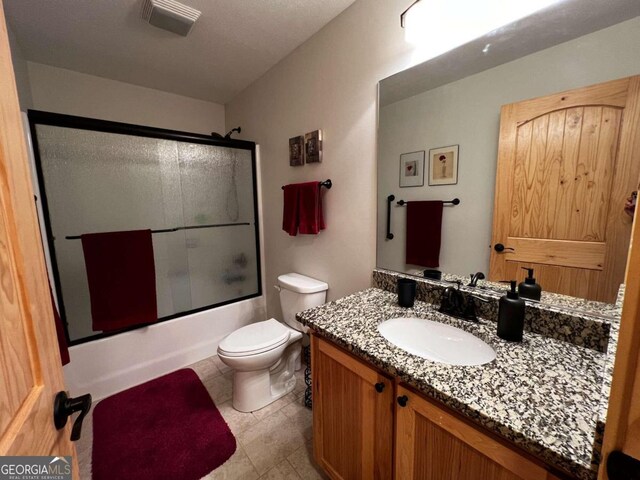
386;195;395;240
396;198;460;206
386;196;460;241
65;222;251;240
281;179;332;190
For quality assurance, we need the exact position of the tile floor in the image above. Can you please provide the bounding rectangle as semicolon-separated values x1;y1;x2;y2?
76;355;327;480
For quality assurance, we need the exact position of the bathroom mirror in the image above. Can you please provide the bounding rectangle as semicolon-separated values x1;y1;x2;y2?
376;13;640;310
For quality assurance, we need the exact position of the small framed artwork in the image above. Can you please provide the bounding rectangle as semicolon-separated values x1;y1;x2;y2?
305;130;322;163
428;145;459;186
399;151;425;188
289;135;304;166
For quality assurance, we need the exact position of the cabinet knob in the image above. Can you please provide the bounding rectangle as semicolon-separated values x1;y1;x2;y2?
397;395;408;407
374;382;385;393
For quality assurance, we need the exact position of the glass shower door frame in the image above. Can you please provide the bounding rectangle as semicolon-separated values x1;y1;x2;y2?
28;109;262;346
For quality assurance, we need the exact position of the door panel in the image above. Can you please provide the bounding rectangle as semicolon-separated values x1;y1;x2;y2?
311;335;393;480
600;93;640;477
414;416;522;480
490;76;640;302
504;237;605;270
394;385;554;480
0;0;75;468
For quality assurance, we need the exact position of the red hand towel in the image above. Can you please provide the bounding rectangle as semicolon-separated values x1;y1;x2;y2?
406;201;444;268
49;284;70;365
81;230;157;332
298;182;325;235
282;184;300;236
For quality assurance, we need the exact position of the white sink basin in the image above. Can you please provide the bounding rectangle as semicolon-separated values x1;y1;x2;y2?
378;317;496;366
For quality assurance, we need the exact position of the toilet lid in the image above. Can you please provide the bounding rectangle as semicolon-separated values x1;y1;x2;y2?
218;319;291;357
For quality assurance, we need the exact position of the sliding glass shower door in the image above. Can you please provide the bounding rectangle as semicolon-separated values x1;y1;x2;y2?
30;111;261;344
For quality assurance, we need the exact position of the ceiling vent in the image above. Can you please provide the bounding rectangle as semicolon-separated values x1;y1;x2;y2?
141;0;201;36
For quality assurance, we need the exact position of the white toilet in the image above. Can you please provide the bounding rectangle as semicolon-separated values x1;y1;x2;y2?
217;273;328;412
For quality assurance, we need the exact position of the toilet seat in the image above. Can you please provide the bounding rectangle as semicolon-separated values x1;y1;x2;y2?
218;319;291;357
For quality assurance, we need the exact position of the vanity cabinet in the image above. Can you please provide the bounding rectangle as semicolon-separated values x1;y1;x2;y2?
311;334;394;480
312;334;566;480
395;384;561;480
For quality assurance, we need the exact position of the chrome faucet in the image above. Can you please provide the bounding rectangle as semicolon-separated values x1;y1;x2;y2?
468;271;486;287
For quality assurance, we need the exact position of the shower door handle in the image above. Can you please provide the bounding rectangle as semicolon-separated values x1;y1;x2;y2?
53;391;92;441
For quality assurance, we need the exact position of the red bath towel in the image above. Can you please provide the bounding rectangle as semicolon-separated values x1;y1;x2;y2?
298;182;325;234
81;230;157;332
406;201;444;268
282;184;300;236
282;182;326;235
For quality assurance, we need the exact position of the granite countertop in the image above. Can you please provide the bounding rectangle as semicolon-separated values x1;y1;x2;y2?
298;288;610;480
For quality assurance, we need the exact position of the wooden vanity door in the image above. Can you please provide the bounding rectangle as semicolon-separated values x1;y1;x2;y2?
489;76;640;303
311;335;393;480
394;385;557;480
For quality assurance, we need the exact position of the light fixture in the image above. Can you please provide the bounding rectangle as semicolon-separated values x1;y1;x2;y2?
400;0;420;28
400;0;562;60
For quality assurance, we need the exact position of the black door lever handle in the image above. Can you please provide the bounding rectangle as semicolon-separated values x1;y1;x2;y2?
53;391;92;441
494;243;515;253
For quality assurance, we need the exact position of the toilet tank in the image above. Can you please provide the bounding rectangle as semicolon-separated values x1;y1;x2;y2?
277;273;328;333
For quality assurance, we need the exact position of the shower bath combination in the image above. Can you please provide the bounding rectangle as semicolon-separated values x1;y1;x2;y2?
29;111;261;345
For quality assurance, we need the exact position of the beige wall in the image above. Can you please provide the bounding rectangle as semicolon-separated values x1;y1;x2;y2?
27;62;225;135
226;0;415;317
7;23;32;111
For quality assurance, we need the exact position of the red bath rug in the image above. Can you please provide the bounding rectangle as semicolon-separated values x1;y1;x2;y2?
92;368;236;480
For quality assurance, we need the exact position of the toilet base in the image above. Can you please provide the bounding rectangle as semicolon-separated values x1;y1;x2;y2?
232;341;302;412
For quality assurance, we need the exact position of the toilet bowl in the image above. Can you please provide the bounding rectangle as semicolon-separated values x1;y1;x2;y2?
217;273;328;412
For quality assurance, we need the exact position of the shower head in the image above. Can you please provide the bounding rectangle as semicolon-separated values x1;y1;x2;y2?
224;127;242;140
211;127;242;140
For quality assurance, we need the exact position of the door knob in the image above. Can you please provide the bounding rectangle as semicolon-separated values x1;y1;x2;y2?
493;243;515;253
53;391;92;441
397;395;408;407
374;382;385;393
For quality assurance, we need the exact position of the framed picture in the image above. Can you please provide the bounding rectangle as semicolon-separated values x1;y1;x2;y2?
399;151;425;187
428;145;459;186
289;135;304;166
305;130;322;163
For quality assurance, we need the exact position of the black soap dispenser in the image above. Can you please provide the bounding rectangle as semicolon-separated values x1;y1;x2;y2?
497;281;525;342
518;267;542;301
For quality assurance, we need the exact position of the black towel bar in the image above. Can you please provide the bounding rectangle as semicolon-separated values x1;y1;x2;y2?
281;179;332;190
65;222;251;240
386;196;460;241
386;195;395;240
396;198;460;206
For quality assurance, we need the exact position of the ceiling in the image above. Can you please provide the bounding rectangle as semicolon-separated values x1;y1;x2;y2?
3;0;357;104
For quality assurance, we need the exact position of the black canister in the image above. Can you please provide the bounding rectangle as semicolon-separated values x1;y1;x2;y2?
423;269;442;280
397;278;417;308
497;280;525;342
